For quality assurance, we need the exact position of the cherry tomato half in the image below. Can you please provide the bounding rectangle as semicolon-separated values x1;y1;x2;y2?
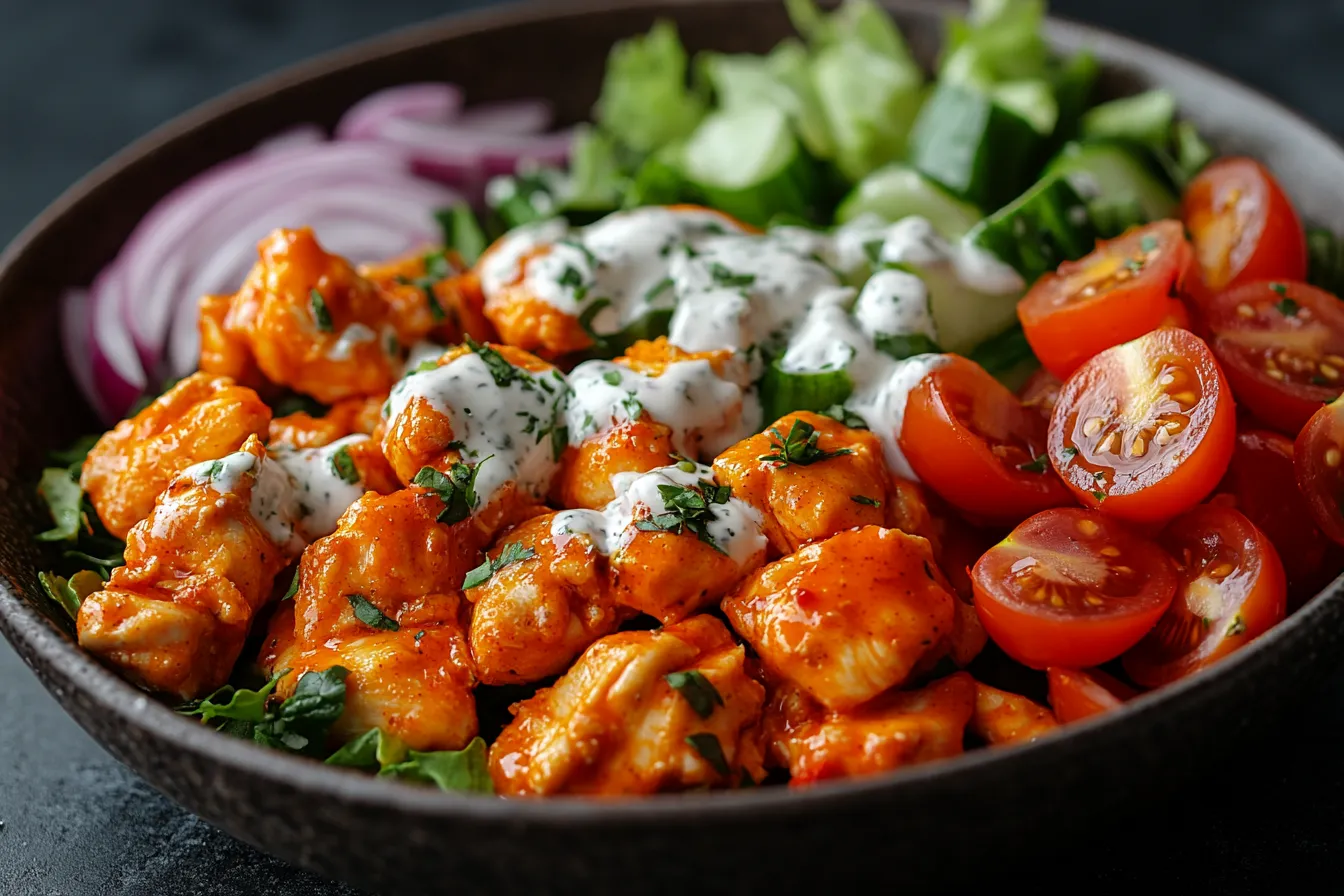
1048;327;1236;524
1019;221;1193;379
1122;505;1286;687
900;356;1074;524
1211;429;1333;606
1046;667;1138;724
1018;368;1063;424
1204;279;1344;435
1294;396;1344;546
971;508;1178;669
1182;157;1307;303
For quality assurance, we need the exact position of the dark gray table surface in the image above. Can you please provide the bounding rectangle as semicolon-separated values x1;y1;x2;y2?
3;1;1344;893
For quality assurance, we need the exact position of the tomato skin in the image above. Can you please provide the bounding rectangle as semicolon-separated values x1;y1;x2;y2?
899;356;1073;525
1204;280;1344;435
1019;221;1192;380
1182;157;1307;303
971;508;1178;670
1046;667;1137;724
1123;505;1286;687
1212;429;1333;606
1294;397;1344;546
1048;328;1237;524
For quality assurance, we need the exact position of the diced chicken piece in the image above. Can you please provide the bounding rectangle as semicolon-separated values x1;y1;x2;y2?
713;411;889;556
490;616;765;796
359;250;494;347
762;673;975;786
970;681;1059;746
203;228;413;404
378;342;564;537
723;526;956;711
268;395;385;449
552;418;678;511
81;372;271;539
466;512;627;686
77;436;292;698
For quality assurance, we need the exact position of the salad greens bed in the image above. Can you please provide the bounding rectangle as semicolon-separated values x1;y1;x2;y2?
28;0;1344;794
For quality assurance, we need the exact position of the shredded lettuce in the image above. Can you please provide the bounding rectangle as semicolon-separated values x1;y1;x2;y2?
593;20;706;155
942;0;1049;84
785;0;918;69
700;39;834;160
1081;89;1176;150
562;125;628;212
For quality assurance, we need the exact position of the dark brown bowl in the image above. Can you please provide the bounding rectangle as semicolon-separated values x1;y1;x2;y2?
3;1;1343;893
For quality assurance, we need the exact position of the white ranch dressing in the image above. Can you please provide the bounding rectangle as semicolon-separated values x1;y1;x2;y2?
853;269;939;345
271;435;370;538
564;358;759;459
549;462;765;568
848;354;953;481
875;216;1025;295
384;350;564;507
401;339;448;374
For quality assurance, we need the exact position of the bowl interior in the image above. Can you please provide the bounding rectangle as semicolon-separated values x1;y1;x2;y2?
3;0;1344;840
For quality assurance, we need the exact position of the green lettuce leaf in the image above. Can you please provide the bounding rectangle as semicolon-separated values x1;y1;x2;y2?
594;20;706;155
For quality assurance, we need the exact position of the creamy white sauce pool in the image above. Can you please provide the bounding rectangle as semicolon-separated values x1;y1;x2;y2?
550;462;765;567
271;435;371;537
384;349;563;507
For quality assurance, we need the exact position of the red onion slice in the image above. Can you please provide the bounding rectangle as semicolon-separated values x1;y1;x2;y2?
335;83;465;141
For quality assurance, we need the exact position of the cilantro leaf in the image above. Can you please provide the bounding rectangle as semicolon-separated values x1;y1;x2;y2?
665;670;724;719
465;336;527;387
309;289;334;332
346;593;399;631
1017;454;1049;474
379;736;494;793
462;541;537;589
412;460;488;524
253;667;350;755
1276;297;1300;317
326;727;409;771
757;418;853;467
851;495;881;507
684;732;731;776
330;446;359;484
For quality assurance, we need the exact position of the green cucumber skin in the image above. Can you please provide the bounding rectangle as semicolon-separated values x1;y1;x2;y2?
907;82;1042;211
967;174;1098;283
758;362;854;424
1045;141;1179;238
835;164;983;237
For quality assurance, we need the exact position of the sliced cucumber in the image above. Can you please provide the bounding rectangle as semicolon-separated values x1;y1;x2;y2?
966;173;1098;283
1080;89;1175;151
989;79;1058;136
811;42;924;183
907;81;1042;211
917;262;1022;356
835;164;983;237
1044;141;1179;237
758;359;854;423
679;104;820;227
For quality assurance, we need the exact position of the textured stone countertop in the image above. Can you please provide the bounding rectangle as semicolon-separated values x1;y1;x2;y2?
2;1;1342;893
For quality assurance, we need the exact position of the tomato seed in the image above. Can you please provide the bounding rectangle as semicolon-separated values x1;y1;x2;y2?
1266;368;1286;381
1098;431;1119;454
1326;448;1342;468
1130;436;1148;458
1322;363;1340;380
1083;416;1105;437
1236;303;1256;318
1100;546;1121;557
1077;519;1100;537
1210;563;1235;578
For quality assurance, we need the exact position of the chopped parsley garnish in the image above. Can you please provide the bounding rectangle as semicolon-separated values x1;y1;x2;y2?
395;251;452;322
347;593;399;631
557;265;589;302
329;446;359;484
644;277;675;302
1090;489;1106;501
708;262;755;289
576;297;614;350
412;460;488;524
1061;446;1079;460
414;630;426;645
602;370;623;386
821;405;868;429
665;670;724;719
1276;296;1300;317
851;495;881;507
309;289;334;332
201;459;226;481
684;732;731;776
1140;234;1159;253
462;541;537;589
1270;282;1289;296
634;480;732;555
1017;454;1049;474
465;336;527;387
385;332;400;357
757;418;853;467
1227;614;1247;636
1124;258;1144;274
282;568;301;601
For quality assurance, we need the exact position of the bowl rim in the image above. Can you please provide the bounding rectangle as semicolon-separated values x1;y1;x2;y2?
2;0;1343;826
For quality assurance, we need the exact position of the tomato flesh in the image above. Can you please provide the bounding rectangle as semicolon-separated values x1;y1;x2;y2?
1205;279;1344;435
1047;327;1236;524
1019;221;1192;379
971;508;1178;669
900;356;1073;524
1046;667;1138;724
1123;505;1286;687
1018;368;1063;424
1294;397;1344;546
1182;157;1307;302
1212;429;1334;606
